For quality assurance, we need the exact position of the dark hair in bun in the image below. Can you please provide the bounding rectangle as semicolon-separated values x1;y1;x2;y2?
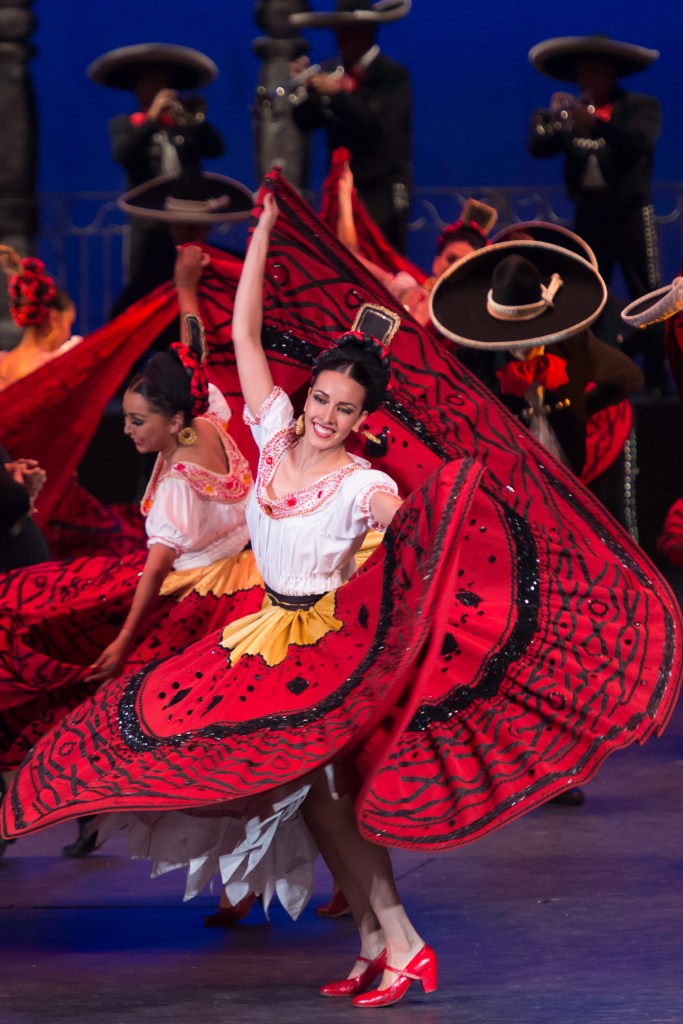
436;222;488;256
312;332;391;413
127;351;194;425
0;247;73;328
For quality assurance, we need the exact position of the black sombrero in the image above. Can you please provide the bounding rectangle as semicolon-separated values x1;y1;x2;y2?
621;278;683;328
87;43;218;91
118;172;254;224
529;35;659;82
430;241;607;351
291;0;411;29
491;222;597;269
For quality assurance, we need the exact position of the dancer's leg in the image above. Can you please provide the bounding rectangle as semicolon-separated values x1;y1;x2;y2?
303;770;425;985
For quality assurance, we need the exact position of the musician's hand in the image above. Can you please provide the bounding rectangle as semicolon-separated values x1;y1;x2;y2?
549;91;575;114
147;88;178;121
289;55;310;78
21;465;47;502
174;246;210;290
4;459;46;498
308;73;342;97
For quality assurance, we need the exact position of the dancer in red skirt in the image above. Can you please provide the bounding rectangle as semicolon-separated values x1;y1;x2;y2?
0;248;261;776
2;174;681;1008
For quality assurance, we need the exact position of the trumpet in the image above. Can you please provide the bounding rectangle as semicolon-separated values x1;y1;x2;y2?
166;95;207;128
265;58;345;100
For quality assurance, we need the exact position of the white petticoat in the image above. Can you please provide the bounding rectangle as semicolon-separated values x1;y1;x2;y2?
95;783;317;920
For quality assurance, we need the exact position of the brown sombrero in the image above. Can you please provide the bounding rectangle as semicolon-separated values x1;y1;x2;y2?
118;172;254;224
291;0;411;29
87;43;218;91
529;35;659;82
430;240;607;351
491;222;598;269
621;278;683;328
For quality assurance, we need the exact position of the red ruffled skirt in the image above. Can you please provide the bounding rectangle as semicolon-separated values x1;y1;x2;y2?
3;456;679;851
0;549;263;769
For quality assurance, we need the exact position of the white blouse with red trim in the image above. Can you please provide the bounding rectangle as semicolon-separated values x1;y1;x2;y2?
244;387;397;597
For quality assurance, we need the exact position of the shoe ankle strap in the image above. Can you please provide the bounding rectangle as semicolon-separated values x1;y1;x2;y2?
384;963;420;982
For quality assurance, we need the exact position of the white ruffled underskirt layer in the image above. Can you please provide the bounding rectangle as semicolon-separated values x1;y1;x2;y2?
95;783;318;920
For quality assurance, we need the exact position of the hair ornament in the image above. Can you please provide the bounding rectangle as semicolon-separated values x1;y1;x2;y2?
0;246;57;327
170;314;209;417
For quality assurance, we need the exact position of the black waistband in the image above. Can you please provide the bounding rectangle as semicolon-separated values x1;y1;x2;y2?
266;587;327;611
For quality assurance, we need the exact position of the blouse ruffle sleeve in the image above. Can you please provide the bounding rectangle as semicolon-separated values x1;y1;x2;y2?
207;382;231;424
145;477;196;554
243;387;293;450
341;470;399;534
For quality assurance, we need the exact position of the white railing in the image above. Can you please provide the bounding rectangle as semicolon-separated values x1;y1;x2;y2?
31;183;683;334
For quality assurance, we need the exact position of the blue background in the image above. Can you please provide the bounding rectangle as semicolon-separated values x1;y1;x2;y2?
31;0;678;193
26;0;683;307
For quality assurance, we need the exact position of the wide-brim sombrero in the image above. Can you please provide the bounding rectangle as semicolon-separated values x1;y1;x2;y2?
491;221;598;270
529;35;659;82
118;172;254;224
430;240;607;350
621;278;683;328
291;0;411;29
87;43;218;91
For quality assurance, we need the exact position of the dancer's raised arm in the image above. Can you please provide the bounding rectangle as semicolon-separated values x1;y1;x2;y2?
232;193;279;418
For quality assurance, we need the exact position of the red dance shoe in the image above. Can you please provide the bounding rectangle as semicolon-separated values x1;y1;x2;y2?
316;890;352;917
320;949;387;997
203;893;256;928
352;944;438;1007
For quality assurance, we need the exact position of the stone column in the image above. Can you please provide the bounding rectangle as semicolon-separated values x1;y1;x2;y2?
0;0;37;346
252;0;311;189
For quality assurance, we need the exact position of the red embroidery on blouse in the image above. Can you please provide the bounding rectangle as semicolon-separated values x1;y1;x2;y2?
357;482;398;533
141;412;253;516
243;386;288;427
257;425;362;520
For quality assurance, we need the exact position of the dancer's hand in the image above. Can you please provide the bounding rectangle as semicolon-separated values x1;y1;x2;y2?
258;192;279;234
85;632;132;684
339;161;354;199
174;246;210;291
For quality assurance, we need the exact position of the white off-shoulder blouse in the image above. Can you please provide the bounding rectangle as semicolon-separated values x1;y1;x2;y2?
244;387;398;596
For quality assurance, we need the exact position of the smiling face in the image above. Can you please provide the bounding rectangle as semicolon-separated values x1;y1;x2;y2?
123;390;183;454
303;368;368;449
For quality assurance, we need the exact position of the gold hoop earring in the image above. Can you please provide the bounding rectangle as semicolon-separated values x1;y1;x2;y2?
178;426;197;447
295;414;305;437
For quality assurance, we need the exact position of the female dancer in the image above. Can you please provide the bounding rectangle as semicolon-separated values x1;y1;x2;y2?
0;248;78;388
0;247;260;773
186;193;434;1003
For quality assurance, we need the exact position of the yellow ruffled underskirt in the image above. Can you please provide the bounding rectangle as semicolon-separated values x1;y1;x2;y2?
219;590;343;668
161;529;383;667
159;549;263;602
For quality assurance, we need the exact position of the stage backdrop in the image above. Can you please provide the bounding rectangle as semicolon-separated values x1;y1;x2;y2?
30;0;680;279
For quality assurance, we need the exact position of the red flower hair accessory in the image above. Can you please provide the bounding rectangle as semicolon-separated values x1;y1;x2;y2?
0;247;57;328
436;219;491;256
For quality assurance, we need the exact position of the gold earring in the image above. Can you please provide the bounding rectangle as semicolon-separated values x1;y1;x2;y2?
295;414;305;437
178;426;197;446
362;429;382;444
